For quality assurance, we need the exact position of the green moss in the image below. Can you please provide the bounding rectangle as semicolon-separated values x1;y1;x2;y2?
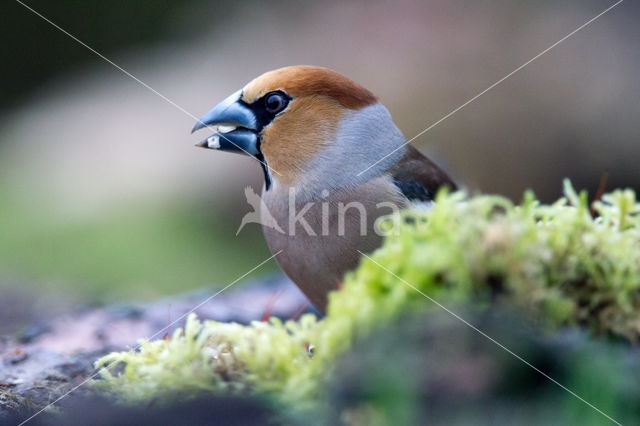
94;181;640;413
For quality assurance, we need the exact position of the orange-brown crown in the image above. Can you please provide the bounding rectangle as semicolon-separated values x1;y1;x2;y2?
242;66;377;109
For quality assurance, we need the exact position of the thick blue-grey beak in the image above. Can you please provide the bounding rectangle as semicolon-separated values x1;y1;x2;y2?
191;90;260;156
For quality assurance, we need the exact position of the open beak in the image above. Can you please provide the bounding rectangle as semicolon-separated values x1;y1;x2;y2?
191;90;260;156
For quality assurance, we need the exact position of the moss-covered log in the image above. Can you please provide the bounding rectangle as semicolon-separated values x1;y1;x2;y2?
94;182;640;423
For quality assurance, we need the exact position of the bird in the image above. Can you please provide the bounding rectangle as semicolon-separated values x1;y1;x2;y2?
192;65;456;312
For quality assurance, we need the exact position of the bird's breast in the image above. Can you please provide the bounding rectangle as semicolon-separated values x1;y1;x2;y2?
261;176;407;311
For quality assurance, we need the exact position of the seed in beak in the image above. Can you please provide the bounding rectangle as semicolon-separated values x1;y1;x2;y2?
207;135;220;149
217;125;237;134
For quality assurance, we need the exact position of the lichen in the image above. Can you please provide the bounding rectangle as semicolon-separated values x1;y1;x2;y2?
94;181;640;413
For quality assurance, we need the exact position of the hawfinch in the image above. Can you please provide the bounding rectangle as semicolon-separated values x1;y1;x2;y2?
192;66;456;312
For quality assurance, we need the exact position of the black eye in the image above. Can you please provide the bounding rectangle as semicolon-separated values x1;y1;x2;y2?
264;91;289;114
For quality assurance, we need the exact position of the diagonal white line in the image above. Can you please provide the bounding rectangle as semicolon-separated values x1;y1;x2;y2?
356;0;624;177
17;250;283;426
144;251;282;341
14;0;281;177
357;250;622;425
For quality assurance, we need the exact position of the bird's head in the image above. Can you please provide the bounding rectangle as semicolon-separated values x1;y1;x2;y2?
192;66;406;193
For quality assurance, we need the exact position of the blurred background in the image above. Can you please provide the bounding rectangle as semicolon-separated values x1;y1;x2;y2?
1;0;638;328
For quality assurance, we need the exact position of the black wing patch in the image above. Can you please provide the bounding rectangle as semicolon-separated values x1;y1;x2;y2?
393;178;434;203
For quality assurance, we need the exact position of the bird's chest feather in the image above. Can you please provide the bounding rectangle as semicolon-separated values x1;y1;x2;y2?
260;176;407;309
